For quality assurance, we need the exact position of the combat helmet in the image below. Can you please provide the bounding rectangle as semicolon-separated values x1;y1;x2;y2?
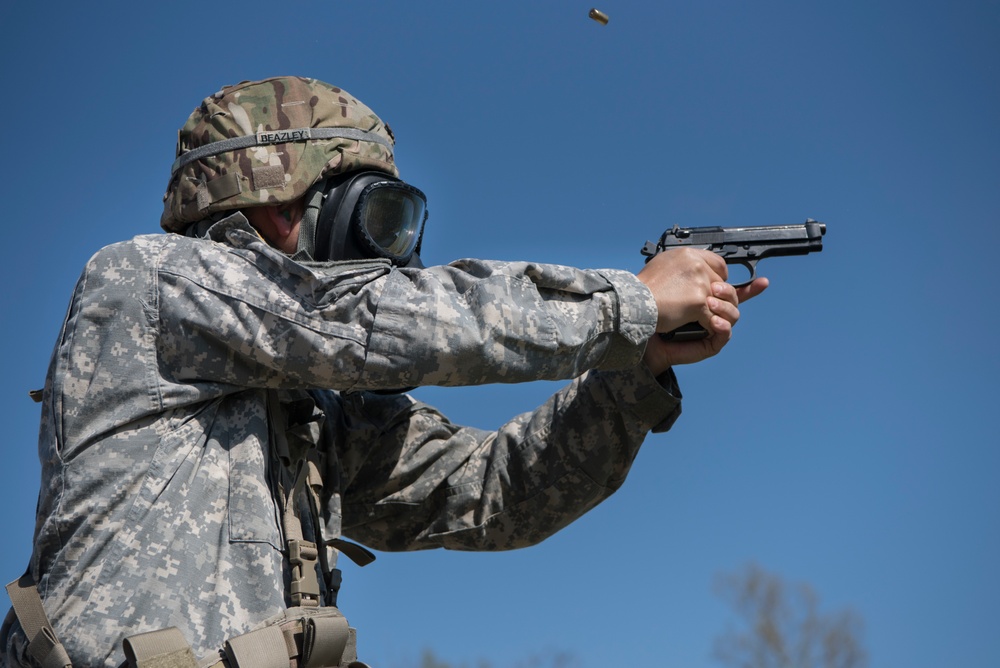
161;76;398;233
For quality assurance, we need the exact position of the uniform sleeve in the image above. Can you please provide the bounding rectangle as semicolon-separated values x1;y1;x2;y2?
336;365;681;551
152;217;659;399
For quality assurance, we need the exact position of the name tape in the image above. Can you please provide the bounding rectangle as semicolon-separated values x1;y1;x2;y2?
256;128;312;145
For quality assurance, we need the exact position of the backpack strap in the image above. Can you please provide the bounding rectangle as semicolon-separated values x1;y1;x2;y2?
266;391;374;609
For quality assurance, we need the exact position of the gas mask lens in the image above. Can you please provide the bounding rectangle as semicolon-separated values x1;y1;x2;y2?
355;183;426;262
313;171;428;266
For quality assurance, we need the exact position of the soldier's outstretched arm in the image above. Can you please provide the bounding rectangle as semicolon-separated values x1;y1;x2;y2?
336;365;680;552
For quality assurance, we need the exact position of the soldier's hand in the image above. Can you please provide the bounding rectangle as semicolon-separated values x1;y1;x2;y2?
637;250;769;374
637;248;731;335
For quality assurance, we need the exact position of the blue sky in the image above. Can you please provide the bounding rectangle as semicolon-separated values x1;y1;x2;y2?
1;1;997;666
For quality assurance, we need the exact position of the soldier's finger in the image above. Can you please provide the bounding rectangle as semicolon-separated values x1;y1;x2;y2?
711;281;739;306
697;250;729;282
735;276;770;303
707;296;741;327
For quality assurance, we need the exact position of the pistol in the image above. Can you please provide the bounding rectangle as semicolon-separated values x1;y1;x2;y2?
640;219;826;341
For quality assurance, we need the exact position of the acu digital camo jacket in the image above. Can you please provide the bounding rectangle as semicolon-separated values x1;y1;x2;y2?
2;213;681;668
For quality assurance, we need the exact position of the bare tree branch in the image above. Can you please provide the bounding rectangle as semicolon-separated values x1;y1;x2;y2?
713;563;867;668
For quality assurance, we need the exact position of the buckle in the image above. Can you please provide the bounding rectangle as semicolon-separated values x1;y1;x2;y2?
288;539;320;607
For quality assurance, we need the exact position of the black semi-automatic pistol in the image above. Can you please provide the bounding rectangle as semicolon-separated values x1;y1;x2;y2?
641;219;826;340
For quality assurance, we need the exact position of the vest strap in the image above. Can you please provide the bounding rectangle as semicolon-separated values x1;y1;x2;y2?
4;572;72;668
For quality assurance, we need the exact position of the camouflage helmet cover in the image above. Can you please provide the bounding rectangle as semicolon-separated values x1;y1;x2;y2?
161;76;398;232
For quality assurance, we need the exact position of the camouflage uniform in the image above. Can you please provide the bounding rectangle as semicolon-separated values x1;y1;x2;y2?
2;77;683;668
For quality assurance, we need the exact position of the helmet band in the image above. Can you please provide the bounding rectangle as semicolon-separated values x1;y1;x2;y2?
170;127;393;177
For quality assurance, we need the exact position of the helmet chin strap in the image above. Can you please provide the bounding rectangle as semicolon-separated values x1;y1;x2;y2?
293;181;329;260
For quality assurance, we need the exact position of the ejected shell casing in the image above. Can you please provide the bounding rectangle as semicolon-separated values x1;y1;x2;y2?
589;8;609;25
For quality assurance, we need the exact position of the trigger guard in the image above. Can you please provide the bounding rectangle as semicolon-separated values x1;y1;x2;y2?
730;260;757;288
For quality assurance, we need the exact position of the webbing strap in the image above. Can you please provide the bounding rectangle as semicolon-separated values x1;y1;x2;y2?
30;627;70;668
267;394;320;607
224;625;288;668
327;539;376;568
282;461;309;545
171;127;392;176
5;573;72;668
122;627;198;668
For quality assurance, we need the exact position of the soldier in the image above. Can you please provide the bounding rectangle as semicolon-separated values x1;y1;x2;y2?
1;76;766;668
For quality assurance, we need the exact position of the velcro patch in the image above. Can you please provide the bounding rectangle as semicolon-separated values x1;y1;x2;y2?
252;165;286;191
196;173;242;210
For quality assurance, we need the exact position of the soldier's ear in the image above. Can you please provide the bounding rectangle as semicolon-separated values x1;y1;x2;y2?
258;202;303;229
260;206;290;232
279;200;305;225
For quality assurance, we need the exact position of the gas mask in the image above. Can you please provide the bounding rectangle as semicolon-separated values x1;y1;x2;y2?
296;171;428;394
300;171;427;267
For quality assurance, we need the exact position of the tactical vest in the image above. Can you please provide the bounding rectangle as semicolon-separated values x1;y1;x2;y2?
5;389;375;668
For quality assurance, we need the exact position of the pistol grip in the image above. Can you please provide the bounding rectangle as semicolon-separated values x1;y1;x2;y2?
659;322;710;342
